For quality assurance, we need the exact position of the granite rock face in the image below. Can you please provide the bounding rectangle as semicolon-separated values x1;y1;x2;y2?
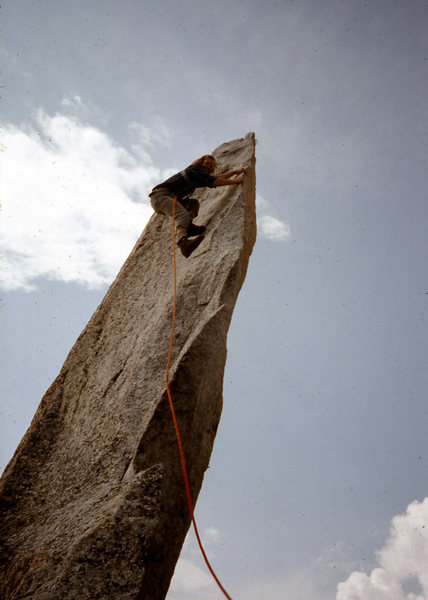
0;133;256;599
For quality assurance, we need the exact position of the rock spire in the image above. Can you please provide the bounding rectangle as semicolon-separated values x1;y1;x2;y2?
0;133;256;599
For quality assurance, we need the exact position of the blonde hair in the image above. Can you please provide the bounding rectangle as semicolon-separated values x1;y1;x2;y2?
192;154;216;173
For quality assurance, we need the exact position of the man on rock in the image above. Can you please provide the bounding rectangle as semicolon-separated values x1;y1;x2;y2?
149;154;246;257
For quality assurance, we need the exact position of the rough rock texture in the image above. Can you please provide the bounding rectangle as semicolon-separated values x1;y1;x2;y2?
0;133;256;600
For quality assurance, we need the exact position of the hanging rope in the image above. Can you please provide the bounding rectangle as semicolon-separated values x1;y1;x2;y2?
164;196;233;600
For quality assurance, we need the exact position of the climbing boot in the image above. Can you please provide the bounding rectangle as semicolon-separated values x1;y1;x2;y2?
187;223;206;237
177;235;204;258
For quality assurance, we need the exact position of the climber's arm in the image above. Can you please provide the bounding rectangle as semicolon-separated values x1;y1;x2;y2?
217;168;247;179
212;168;246;187
212;176;244;187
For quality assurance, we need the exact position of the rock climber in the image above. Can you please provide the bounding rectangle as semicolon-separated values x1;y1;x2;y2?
149;154;246;257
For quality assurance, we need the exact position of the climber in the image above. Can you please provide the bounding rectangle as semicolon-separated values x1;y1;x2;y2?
149;154;246;257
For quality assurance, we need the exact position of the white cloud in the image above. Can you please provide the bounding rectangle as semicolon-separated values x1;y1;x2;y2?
168;558;216;598
167;527;226;600
337;498;428;600
0;103;286;292
204;526;221;544
256;194;291;242
129;116;172;148
258;215;291;242
0;106;165;291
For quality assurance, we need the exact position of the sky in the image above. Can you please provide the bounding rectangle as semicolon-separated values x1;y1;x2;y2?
1;1;427;598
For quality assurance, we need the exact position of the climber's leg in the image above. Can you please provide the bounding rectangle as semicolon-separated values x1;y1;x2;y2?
149;190;204;258
149;189;192;231
177;234;204;258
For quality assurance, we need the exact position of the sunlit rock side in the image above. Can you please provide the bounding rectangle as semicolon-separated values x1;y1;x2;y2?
0;133;256;599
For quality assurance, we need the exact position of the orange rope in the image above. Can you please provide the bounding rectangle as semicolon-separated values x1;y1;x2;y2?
164;196;233;600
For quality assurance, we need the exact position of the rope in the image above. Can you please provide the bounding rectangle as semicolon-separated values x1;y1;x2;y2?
164;196;233;600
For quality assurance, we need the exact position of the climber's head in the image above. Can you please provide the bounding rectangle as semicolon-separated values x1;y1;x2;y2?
192;154;216;174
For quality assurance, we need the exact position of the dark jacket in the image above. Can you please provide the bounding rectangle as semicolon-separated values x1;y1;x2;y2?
152;165;216;201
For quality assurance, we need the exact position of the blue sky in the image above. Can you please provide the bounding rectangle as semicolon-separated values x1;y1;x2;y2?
1;1;428;598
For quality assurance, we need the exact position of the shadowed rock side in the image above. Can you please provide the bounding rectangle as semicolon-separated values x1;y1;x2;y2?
0;133;256;600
